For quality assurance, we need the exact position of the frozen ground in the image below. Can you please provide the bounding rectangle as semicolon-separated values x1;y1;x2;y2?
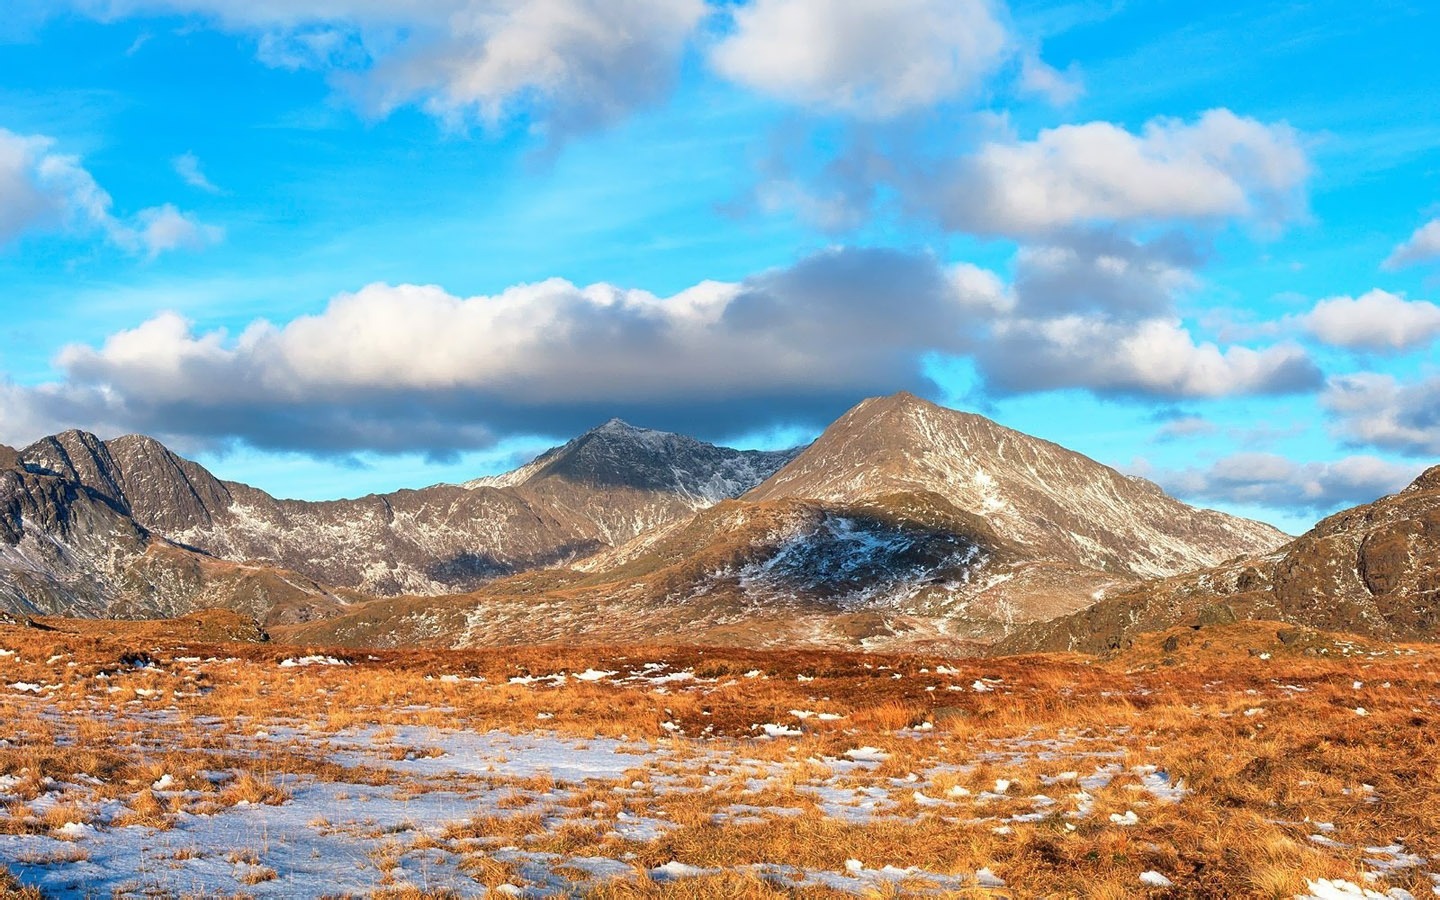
1;639;1435;897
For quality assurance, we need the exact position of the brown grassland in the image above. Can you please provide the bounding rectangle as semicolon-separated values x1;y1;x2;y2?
0;611;1435;898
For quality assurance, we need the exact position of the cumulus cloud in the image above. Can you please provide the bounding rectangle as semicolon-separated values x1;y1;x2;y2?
912;109;1309;237
0;244;1319;454
1383;217;1440;270
976;316;1320;399
1322;373;1440;457
15;248;987;452
964;227;1319;400
1153;452;1423;514
1010;230;1202;320
711;0;1010;119
1303;289;1440;352
65;0;706;135
0;127;218;256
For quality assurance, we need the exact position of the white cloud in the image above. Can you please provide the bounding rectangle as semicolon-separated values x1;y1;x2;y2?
915;109;1310;236
0;127;114;244
977;315;1320;399
173;152;220;193
1152;415;1218;442
0;380;74;450
1303;289;1440;352
0;244;1319;453
1322;373;1440;457
1383;217;1440;270
1011;234;1199;319
1154;451;1423;514
711;0;1010;118
66;0;706;135
26;248;987;452
128;204;225;258
0;127;218;256
1017;53;1083;106
965;228;1320;399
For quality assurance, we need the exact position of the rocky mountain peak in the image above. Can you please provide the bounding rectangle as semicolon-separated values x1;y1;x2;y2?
19;430;232;534
593;417;643;434
100;434;233;533
23;430;126;503
750;393;1287;579
475;419;803;504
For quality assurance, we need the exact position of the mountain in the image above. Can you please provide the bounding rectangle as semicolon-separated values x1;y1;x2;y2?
463;419;801;545
0;445;352;623
6;422;800;614
747;392;1287;578
2;396;1320;650
276;393;1291;652
996;465;1440;654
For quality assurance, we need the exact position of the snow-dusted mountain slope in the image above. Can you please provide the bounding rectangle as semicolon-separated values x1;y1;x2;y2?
274;393;1297;652
0;444;352;623
15;422;801;601
997;464;1440;654
748;392;1288;579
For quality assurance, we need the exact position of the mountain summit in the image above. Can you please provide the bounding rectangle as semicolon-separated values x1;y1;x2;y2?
749;392;1286;578
467;418;799;504
1;398;1321;653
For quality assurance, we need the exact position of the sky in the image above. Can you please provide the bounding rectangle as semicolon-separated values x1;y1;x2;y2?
0;0;1437;534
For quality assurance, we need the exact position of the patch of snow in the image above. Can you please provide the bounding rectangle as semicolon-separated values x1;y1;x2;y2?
1297;878;1412;899
760;723;803;738
278;656;349;668
843;747;890;762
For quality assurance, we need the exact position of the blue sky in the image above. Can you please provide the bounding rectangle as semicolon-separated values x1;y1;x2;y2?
1;0;1438;533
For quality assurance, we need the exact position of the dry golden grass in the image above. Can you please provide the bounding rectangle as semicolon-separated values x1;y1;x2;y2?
0;614;1436;897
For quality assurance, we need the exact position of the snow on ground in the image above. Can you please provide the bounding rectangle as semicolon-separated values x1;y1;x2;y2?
1;652;1431;897
277;655;350;668
0;698;1212;897
1;701;1236;897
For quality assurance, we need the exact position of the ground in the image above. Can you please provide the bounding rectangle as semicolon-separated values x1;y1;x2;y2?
0;614;1436;898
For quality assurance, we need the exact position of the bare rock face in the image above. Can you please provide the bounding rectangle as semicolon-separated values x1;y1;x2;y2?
23;431;235;535
996;465;1440;654
0;457;152;615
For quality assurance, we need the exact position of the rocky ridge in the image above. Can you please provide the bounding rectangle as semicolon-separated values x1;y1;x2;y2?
995;465;1440;654
1;422;800;620
0;447;353;623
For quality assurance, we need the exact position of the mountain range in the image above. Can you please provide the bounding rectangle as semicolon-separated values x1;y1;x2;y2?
2;392;1434;654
